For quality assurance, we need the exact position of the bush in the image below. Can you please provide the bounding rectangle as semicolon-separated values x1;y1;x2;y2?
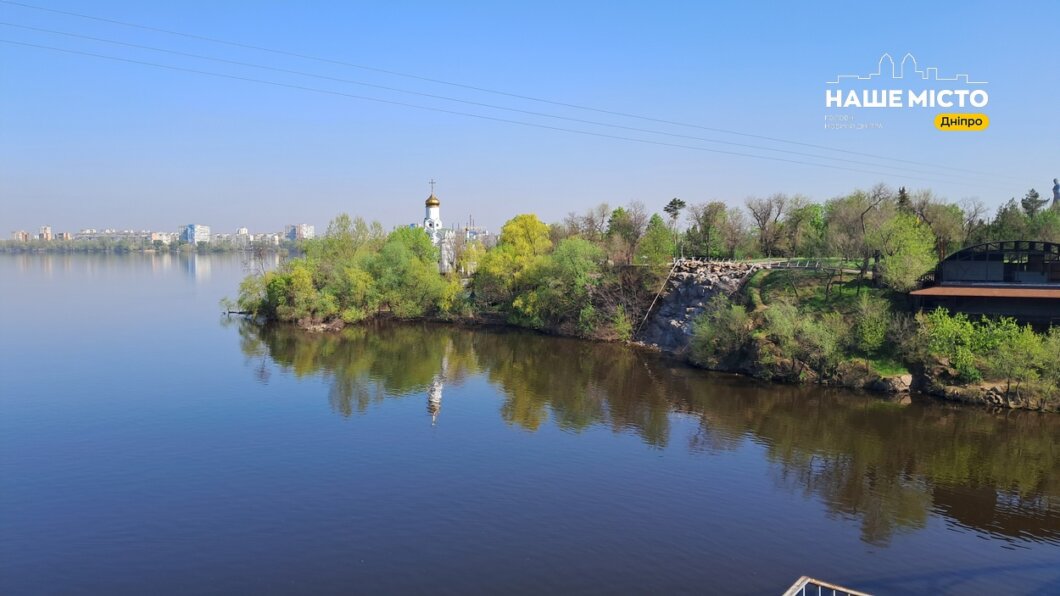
913;308;982;382
799;312;848;376
690;295;751;367
612;306;633;341
909;308;1057;395
853;294;890;355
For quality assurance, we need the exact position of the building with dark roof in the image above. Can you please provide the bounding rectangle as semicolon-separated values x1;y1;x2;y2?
910;241;1060;324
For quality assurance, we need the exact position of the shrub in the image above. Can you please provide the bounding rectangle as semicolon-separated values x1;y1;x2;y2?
913;308;981;382
799;312;848;376
978;317;1046;396
690;295;751;367
612;306;633;341
853;294;890;355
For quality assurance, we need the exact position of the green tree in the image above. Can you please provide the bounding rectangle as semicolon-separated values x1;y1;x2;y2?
685;201;727;258
367;227;447;318
474;214;554;306
606;202;648;264
913;191;964;260
897;186;912;213
500;213;553;259
990;199;1030;240
868;211;936;291
783;199;825;257
511;237;605;332
635;214;675;266
853;294;890;354
664;198;687;254
1021;188;1048;217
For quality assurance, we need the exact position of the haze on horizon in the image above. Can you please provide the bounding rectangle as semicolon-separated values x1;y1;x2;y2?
2;0;1057;234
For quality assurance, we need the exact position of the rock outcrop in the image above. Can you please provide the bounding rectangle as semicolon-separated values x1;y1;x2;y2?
637;260;764;353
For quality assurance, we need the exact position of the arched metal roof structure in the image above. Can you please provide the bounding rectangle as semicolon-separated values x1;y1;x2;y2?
936;241;1060;285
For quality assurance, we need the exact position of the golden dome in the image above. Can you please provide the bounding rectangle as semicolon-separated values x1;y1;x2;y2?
425;194;440;207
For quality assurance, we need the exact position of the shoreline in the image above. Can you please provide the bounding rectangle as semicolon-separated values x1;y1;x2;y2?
244;313;1058;414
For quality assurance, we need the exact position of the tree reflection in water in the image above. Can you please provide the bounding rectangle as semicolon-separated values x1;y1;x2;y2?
238;320;1060;546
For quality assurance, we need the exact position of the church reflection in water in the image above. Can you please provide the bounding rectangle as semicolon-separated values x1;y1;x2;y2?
427;358;445;425
237;319;1060;547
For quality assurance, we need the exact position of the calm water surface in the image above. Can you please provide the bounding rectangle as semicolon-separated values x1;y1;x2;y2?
1;253;1059;595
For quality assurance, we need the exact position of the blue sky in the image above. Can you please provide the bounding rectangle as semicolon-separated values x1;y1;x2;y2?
2;0;1058;234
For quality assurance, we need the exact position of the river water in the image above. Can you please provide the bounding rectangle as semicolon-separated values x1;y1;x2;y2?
1;253;1058;594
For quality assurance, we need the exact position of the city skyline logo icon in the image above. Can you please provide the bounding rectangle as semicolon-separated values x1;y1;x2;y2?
827;53;987;86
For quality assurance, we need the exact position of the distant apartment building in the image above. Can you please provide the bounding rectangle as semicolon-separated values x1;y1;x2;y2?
150;232;176;245
182;224;211;244
54;232;74;241
254;232;282;246
284;223;315;241
38;226;52;241
11;230;30;242
75;228;148;242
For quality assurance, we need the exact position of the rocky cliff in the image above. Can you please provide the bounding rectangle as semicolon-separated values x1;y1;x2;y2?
637;260;765;353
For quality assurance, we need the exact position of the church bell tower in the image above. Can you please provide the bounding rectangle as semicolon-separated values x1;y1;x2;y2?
424;179;442;243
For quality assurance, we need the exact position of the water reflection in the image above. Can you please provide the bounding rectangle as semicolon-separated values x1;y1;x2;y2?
238;320;1060;546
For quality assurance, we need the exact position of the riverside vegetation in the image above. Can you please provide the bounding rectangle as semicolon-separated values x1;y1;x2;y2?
231;184;1060;410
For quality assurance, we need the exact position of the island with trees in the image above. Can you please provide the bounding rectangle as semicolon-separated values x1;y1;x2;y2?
228;184;1060;411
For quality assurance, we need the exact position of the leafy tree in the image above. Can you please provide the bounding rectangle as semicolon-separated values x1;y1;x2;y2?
867;211;936;291
475;214;553;306
853;294;890;354
782;198;825;257
500;213;553;259
366;227;447;318
1029;208;1060;242
685;201;727;258
511;237;604;331
635;214;675;266
606;202;648;264
913;192;964;260
989;199;1030;240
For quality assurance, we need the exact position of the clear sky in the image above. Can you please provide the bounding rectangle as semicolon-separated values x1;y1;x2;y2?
2;0;1058;234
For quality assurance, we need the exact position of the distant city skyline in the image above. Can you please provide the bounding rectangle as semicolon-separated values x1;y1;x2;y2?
2;1;1057;233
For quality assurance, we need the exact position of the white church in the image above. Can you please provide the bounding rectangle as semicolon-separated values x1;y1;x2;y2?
421;186;456;274
418;182;493;275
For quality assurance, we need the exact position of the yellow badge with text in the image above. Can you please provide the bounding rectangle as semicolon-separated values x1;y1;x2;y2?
934;113;989;131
